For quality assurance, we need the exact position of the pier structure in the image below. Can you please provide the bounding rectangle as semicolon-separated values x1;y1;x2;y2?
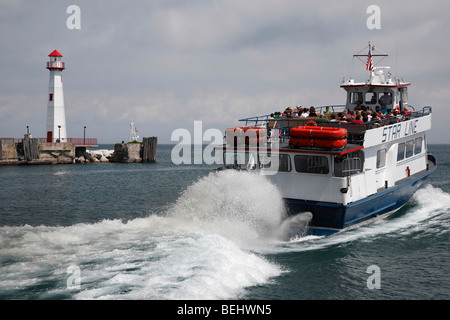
0;136;156;165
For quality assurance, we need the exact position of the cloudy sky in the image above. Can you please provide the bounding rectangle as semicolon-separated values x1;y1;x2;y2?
1;0;449;144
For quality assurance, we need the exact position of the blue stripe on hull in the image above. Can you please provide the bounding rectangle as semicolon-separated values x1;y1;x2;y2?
284;167;435;236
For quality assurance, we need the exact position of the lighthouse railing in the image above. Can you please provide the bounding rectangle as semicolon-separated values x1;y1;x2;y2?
47;61;65;69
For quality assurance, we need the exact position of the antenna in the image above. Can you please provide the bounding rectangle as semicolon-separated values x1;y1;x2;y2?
395;38;398;80
342;51;346;79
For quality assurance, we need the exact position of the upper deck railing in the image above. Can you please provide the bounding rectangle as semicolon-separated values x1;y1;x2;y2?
237;106;432;145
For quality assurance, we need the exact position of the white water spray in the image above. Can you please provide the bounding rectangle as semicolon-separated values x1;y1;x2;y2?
166;170;294;246
0;170;293;300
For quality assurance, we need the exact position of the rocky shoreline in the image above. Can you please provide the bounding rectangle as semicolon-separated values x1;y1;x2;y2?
74;149;113;163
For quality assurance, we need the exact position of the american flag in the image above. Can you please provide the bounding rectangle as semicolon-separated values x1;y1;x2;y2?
366;50;374;71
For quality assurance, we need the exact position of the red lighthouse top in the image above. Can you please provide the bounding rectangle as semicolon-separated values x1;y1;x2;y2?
47;50;65;70
48;50;63;57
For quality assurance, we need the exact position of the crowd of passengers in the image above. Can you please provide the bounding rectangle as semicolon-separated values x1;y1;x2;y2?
270;104;412;126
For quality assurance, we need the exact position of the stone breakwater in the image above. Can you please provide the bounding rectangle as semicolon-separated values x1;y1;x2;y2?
74;149;113;163
0;137;157;165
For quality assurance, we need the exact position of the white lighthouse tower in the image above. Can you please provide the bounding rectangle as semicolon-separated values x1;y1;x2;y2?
46;50;67;143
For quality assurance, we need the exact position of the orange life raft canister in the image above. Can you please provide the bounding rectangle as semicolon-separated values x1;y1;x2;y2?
226;127;267;146
289;126;348;149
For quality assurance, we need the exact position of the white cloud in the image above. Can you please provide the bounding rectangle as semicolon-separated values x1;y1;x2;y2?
1;0;450;143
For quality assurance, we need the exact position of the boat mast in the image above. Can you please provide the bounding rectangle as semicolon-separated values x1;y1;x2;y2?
353;42;388;71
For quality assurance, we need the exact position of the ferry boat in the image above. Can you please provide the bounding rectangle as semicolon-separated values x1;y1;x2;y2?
215;43;437;236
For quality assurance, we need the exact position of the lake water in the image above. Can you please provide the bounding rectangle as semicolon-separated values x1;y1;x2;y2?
0;144;449;300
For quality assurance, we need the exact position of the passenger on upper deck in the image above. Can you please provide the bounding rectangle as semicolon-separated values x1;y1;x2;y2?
309;106;317;117
284;107;293;118
352;114;364;124
362;110;371;122
346;110;354;119
324;106;332;114
330;113;338;122
403;105;411;115
380;104;388;115
300;108;309;118
318;113;329;122
271;111;282;118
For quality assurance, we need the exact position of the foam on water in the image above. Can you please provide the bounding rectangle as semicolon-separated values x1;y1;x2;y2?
2;164;448;299
0;170;287;300
166;170;290;247
276;184;450;253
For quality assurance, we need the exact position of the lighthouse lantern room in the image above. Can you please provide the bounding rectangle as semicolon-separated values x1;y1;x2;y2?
46;50;67;143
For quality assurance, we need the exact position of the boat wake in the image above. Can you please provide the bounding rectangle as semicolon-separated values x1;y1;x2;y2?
0;170;289;300
1;168;448;300
277;184;450;252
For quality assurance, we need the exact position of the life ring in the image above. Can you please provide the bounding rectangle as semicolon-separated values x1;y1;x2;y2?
306;121;317;127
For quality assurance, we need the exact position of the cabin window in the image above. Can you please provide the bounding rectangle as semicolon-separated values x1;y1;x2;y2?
405;140;414;158
334;152;362;177
400;87;408;110
365;92;377;105
414;137;423;154
258;153;291;172
49;93;53;101
376;149;386;168
397;143;405;161
224;151;241;169
350;92;363;104
278;154;292;172
224;151;256;170
379;92;393;106
294;155;329;174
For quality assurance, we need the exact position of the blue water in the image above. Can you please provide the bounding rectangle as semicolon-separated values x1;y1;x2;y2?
0;144;449;300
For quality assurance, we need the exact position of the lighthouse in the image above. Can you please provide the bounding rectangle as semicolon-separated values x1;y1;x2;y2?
46;50;67;143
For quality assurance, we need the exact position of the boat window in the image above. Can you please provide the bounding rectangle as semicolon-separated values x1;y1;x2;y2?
379;92;393;106
397;143;405;161
294;155;329;174
334;152;362;177
414;137;423;154
247;153;257;170
376;149;386;168
365;92;377;105
350;92;363;104
258;153;271;169
224;151;257;170
400;87;408;110
278;154;291;172
406;140;414;158
258;153;291;172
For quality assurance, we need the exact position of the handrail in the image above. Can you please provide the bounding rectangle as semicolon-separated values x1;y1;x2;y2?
234;106;432;146
2;137;98;145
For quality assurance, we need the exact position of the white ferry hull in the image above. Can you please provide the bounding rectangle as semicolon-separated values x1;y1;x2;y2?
284;154;436;236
